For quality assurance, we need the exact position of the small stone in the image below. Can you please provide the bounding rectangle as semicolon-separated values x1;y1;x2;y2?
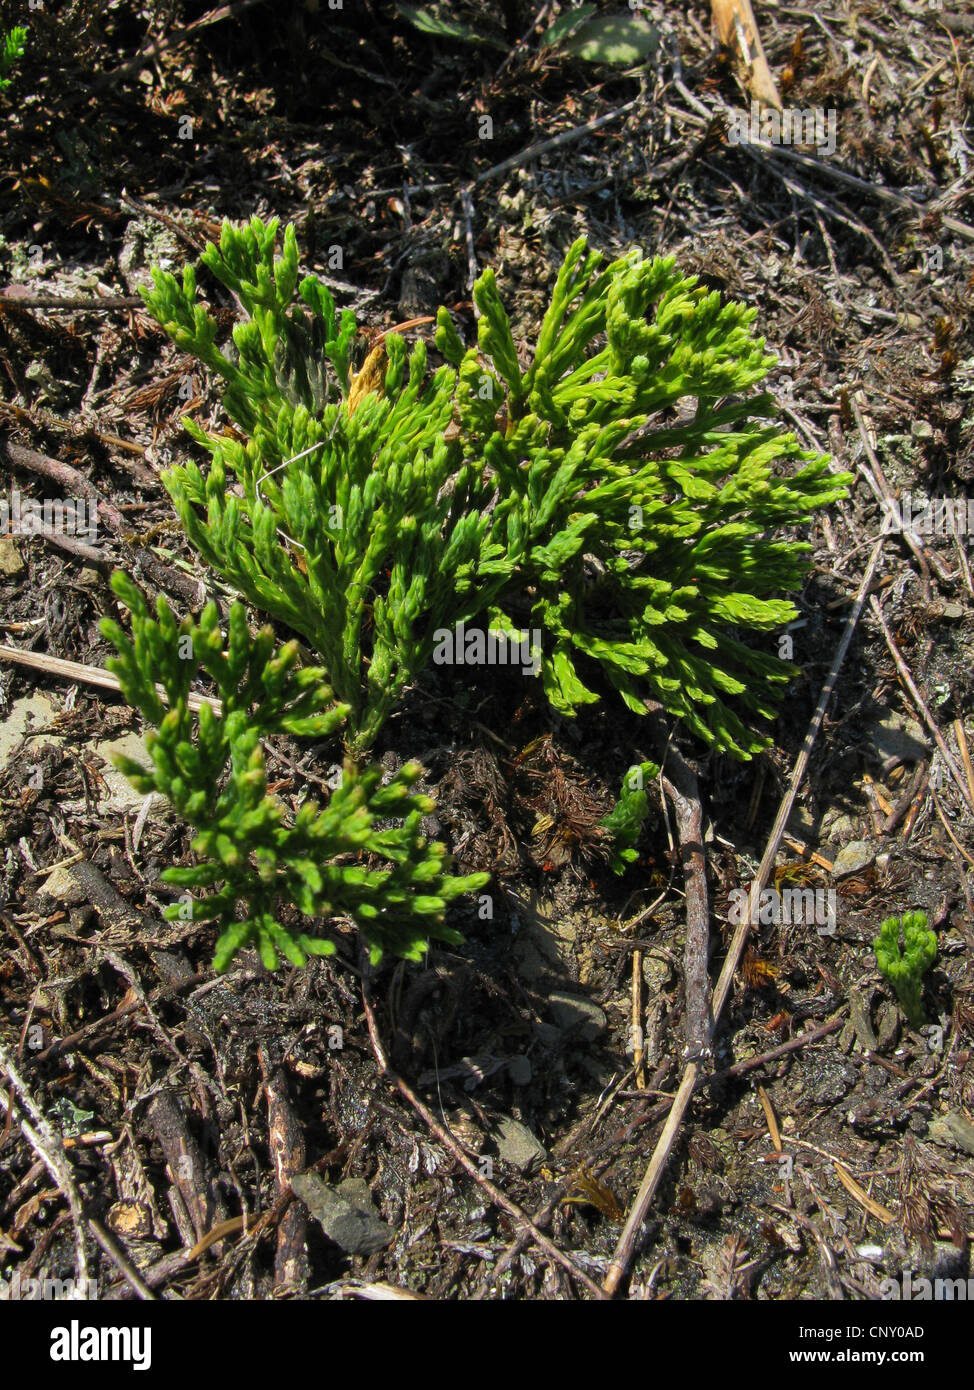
832;840;875;877
825;813;856;842
0;537;25;575
910;419;933;440
848;989;878;1052
40;862;89;906
490;1115;546;1172
532;1021;561;1048
94;733;153;811
927;1111;974;1156
642;954;671;993
291;1172;393;1256
0;693;61;770
547;991;607;1040
803;1059;857;1106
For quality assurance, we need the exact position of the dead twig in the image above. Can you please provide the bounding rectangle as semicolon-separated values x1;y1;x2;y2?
258;1045;309;1291
711;0;782;111
0;645;222;716
868;597;974;817
361;982;609;1299
0;1041;89;1293
2;437;128;532
603;534;887;1296
1;291;143;311
469;92;646;192
851;392;952;588
87;1217;156;1301
95;0;271;88
33;970;211;1063
660;753;711;1060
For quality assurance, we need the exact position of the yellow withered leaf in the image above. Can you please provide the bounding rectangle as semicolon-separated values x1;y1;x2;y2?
561;1164;624;1223
347;341;387;417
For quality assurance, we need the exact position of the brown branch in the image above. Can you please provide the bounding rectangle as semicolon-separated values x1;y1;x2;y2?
95;0;271;88
652;737;712;1059
1;436;128;534
1;291;143;311
0;645;222;716
361;983;609;1300
0;1042;90;1291
258;1045;310;1291
711;0;782;111
603;534;888;1296
868;597;974;817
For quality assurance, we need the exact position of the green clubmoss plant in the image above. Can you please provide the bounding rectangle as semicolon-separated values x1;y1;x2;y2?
141;218;512;753
873;910;937;1028
600;761;660;873
462;239;851;755
100;572;487;970
141;216;850;758
111;217;853;971
0;25;26;91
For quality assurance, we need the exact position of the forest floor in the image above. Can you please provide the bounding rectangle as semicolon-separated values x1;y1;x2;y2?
0;0;972;1302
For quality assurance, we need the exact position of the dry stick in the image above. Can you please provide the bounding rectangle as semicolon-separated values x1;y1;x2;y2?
495;0;552;76
33;971;211;1064
740;145;898;282
651;738;712;1058
631;949;646;1090
489;1015;842;1292
674;80;974;244
0;645;221;716
1;292;143;311
954;718;974;810
592;1014;843;1162
258;1044;310;1291
2;437;128;534
711;533;886;1026
361;986;609;1300
3;434;204;605
19;529;108;566
763;144;974;244
87;1217;156;1301
459;185;479;296
850;393;953;587
868;596;974;818
602;533;888;1296
711;0;783;110
0;1042;89;1292
471;93;645;190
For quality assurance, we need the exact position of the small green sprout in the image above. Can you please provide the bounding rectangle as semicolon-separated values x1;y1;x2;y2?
600;761;659;874
873;911;937;1028
0;26;27;91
